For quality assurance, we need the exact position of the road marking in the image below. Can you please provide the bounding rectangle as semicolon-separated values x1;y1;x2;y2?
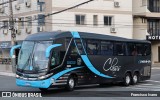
152;67;160;69
139;84;153;86
0;72;15;77
146;80;160;83
151;74;160;76
126;87;150;90
136;85;160;88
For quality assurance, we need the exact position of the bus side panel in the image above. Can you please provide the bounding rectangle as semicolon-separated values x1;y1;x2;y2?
134;55;151;81
88;55;135;83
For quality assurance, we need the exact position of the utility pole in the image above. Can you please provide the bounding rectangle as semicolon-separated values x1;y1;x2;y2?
9;0;16;73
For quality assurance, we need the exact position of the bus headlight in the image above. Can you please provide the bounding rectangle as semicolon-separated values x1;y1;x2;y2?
16;74;20;78
38;73;53;80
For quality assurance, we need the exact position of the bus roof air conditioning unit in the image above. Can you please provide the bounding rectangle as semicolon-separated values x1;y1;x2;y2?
16;29;21;35
114;2;120;8
15;4;20;10
26;27;32;34
110;27;116;33
0;7;4;13
26;1;31;7
3;29;8;35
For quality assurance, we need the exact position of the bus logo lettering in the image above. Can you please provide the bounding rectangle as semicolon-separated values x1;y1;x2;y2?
103;58;121;72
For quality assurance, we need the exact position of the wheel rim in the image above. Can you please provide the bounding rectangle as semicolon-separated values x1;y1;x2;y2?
133;75;138;83
126;76;130;84
69;78;74;88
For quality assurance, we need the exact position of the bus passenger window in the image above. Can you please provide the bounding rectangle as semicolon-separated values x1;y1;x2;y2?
131;48;138;56
127;43;135;56
143;44;151;56
101;41;113;55
114;43;125;56
136;44;143;56
87;40;100;55
68;42;78;55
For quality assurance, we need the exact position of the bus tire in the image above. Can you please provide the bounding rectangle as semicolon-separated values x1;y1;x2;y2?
131;73;139;85
39;88;48;91
123;73;131;86
66;76;75;91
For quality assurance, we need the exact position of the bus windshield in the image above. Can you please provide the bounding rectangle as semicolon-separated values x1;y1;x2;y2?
17;41;52;71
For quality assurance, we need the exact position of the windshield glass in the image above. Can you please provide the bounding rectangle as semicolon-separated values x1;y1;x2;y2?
32;41;52;70
18;41;34;70
17;41;52;71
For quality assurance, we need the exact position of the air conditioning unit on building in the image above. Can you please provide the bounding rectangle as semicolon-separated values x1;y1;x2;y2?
3;29;8;35
110;27;117;33
15;4;20;10
26;1;31;7
0;7;4;13
37;26;45;32
114;2;120;8
26;27;32;34
16;29;21;35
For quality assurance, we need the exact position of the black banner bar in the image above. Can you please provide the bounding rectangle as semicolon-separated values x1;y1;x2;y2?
0;91;160;97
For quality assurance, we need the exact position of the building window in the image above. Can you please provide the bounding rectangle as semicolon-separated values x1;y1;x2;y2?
148;19;160;35
104;16;113;26
142;18;146;23
25;16;32;27
18;17;24;29
38;14;45;26
75;15;85;25
3;20;8;29
93;15;98;26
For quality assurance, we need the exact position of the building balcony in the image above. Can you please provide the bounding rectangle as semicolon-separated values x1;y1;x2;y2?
133;0;160;18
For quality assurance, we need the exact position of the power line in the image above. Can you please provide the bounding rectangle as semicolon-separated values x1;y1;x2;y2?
29;0;95;22
0;0;17;6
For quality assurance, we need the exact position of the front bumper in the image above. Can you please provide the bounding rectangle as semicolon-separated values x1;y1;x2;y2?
16;78;54;88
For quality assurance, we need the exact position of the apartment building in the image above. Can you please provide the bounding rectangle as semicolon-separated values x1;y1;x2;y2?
6;0;160;72
0;0;52;71
133;0;160;65
0;0;133;71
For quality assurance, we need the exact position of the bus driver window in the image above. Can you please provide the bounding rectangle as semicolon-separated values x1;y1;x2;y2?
51;51;60;66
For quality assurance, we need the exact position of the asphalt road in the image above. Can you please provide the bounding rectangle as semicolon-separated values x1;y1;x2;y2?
0;68;160;100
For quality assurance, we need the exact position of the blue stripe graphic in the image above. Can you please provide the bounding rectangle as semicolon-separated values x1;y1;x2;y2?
46;44;62;58
70;31;113;78
51;67;83;80
81;55;113;78
71;31;80;38
16;67;83;88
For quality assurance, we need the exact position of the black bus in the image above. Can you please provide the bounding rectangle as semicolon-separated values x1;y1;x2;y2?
10;31;151;91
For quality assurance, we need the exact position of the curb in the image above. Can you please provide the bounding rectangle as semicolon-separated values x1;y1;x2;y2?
0;72;15;77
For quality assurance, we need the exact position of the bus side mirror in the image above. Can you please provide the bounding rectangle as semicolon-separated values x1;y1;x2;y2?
45;44;62;58
10;45;21;58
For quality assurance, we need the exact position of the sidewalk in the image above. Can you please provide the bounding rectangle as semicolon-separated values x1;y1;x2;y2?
0;71;15;77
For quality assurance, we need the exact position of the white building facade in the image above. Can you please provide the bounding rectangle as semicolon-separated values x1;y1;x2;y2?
133;0;160;65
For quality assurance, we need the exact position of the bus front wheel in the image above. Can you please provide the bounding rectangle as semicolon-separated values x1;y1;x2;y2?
123;73;131;86
66;76;75;91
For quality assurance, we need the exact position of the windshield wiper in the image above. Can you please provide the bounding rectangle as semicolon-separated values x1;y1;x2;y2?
21;53;32;72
